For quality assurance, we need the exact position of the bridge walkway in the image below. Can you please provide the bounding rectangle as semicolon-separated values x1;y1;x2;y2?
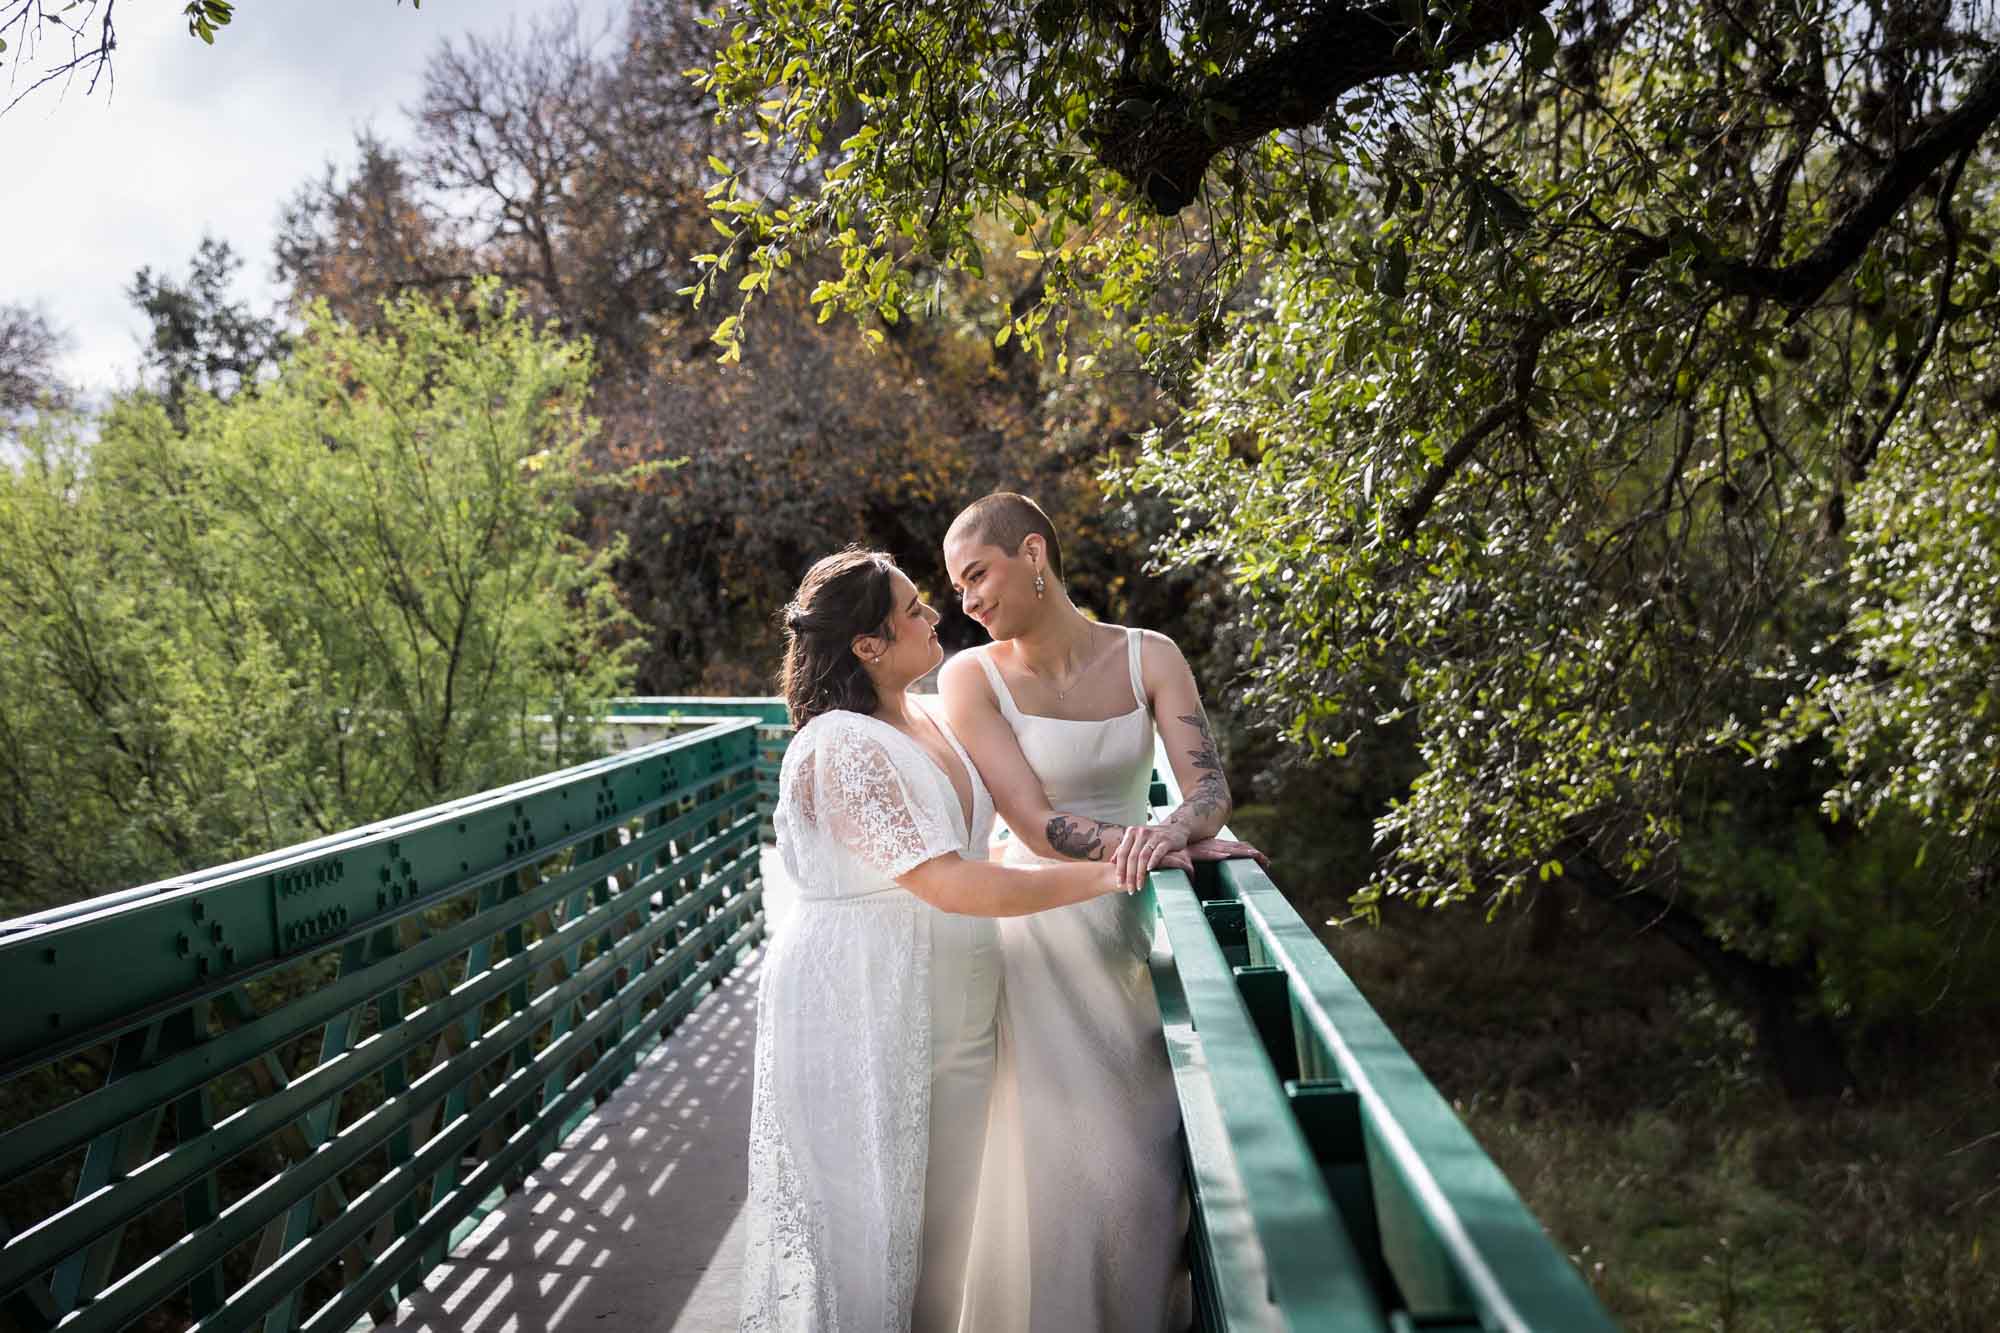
382;953;762;1333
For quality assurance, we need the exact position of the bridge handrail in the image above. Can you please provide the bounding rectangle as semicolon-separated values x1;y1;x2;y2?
595;696;792;726
0;718;768;1333
1145;736;1619;1332
0;734;749;943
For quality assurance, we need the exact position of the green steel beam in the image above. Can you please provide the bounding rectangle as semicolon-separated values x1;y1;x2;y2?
0;726;751;937
283;919;763;1333
602;697;792;727
0;798;757;1184
1149;861;1392;1330
1149;927;1290;1333
0;718;764;1333
59;903;763;1333
0;841;758;1306
0;722;760;1077
1221;855;1619;1332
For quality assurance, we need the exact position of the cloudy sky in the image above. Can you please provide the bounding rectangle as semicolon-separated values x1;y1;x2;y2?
2;0;624;396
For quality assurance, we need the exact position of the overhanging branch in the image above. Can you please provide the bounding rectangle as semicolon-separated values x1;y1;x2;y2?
1393;313;1553;543
1087;0;1552;213
1626;49;2000;312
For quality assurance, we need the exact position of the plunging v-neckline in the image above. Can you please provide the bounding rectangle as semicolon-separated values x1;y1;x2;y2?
860;703;978;835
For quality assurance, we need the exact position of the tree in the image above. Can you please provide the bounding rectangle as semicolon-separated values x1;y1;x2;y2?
0;280;635;915
0;302;69;418
275;134;477;330
129;237;290;428
693;0;2000;1094
274;1;1186;695
0;1;421;112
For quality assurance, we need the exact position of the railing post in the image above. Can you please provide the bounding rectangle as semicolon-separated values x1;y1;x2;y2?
49;1023;164;1318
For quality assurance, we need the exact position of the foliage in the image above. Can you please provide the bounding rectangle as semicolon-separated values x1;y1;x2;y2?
1791;399;2000;846
129;236;291;428
692;0;2000;1085
1335;901;2000;1331
271;2;1183;692
0;281;635;915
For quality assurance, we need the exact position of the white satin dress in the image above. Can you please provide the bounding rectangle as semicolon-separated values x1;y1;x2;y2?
963;629;1190;1332
739;702;1000;1333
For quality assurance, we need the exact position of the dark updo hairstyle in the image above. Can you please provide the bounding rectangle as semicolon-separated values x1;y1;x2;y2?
779;547;900;727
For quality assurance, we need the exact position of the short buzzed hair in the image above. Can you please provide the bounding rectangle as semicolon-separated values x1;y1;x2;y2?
948;492;1064;582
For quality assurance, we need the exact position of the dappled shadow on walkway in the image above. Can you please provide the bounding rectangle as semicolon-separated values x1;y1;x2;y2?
381;952;762;1333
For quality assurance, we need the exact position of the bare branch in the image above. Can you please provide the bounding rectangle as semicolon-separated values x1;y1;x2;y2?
2;0;118;115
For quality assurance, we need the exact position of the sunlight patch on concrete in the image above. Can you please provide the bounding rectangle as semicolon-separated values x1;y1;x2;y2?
379;947;763;1333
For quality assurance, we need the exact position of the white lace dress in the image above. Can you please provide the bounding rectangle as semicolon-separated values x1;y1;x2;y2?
739;704;999;1333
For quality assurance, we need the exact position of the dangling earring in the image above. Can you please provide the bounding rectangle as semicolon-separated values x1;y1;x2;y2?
1034;572;1046;599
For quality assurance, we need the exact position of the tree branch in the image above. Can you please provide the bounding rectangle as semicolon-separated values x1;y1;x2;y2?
1393;313;1552;543
1087;0;1552;213
1624;49;2000;313
1;0;117;115
1824;142;1974;534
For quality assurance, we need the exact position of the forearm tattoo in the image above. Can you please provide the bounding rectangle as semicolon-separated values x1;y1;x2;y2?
1167;709;1230;833
1046;814;1112;861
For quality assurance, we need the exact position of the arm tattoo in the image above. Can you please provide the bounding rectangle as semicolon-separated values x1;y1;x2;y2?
1046;814;1111;861
1167;709;1230;832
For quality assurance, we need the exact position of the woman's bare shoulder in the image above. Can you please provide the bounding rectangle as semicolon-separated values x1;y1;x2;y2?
1127;626;1191;671
937;647;993;697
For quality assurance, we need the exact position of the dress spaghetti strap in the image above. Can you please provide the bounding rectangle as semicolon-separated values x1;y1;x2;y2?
1124;627;1146;714
973;645;1024;719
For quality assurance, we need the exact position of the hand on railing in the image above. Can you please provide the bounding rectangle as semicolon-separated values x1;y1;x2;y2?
1111;822;1191;887
1120;844;1192;888
1183;836;1271;869
1133;847;1196;892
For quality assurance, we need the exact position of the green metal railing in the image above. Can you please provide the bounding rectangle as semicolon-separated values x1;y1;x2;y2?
1144;739;1620;1333
588;698;791;838
0;696;1617;1333
0;717;766;1333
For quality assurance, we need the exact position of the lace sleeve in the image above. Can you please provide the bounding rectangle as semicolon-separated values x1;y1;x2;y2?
794;716;961;881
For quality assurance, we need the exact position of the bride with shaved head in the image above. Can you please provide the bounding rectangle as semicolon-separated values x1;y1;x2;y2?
940;494;1263;1333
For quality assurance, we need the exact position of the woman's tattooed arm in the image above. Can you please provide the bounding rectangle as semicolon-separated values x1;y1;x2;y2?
1045;814;1121;861
1164;708;1231;838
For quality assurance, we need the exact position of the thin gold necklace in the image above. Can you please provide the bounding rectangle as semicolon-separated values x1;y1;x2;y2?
1035;627;1104;700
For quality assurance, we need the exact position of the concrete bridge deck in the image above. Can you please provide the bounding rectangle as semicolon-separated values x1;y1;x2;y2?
378;852;797;1333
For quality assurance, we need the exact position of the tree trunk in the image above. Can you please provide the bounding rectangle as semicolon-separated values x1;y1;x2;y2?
1564;851;1855;1099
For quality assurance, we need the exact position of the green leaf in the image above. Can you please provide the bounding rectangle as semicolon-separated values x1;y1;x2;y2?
1376;240;1409;300
1525;13;1558;73
1481;180;1531;232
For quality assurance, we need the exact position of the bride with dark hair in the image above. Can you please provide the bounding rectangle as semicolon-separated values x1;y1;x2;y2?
739;547;1185;1333
940;494;1263;1333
